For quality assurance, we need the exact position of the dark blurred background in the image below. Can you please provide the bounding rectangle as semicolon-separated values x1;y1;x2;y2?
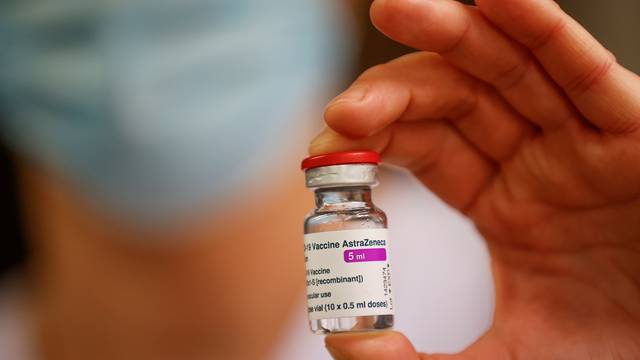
0;146;24;276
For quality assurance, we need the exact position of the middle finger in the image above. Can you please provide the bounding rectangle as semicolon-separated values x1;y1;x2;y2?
370;0;579;131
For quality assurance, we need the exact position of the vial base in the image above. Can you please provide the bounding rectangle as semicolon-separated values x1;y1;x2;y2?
309;314;394;334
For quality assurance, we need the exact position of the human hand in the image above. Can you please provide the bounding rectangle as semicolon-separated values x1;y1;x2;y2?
310;0;640;358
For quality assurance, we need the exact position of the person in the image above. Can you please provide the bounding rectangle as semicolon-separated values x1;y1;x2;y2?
0;1;638;360
311;0;640;359
0;1;356;359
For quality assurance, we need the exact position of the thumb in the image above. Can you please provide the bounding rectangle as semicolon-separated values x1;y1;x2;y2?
325;331;465;360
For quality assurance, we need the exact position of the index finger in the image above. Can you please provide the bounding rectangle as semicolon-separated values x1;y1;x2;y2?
477;0;640;133
369;0;578;130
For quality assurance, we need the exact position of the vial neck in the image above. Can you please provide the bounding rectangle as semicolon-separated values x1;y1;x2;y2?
314;186;373;212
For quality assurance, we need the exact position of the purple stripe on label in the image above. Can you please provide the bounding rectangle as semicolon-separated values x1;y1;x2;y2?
344;248;387;263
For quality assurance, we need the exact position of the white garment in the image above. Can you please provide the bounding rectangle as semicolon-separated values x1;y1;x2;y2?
0;170;494;360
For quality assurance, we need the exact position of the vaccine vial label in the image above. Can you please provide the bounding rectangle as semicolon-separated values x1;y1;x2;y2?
304;228;393;320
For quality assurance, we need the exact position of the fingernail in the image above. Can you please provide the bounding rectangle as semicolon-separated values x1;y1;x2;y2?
327;86;369;108
309;129;337;155
310;128;334;144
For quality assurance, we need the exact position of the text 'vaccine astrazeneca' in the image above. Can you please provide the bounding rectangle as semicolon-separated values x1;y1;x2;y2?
301;151;394;334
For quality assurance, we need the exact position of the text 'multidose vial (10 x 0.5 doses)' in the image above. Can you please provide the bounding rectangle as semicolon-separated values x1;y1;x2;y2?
301;151;394;334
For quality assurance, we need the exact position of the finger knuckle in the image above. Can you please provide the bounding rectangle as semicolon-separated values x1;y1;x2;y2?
563;53;617;95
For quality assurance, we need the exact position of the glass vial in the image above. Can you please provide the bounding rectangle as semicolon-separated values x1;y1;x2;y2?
301;151;394;334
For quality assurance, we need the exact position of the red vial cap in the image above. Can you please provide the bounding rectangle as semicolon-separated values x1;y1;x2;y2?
301;151;381;170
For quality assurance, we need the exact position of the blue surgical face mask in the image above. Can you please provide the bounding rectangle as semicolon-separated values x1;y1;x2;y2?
0;0;354;224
